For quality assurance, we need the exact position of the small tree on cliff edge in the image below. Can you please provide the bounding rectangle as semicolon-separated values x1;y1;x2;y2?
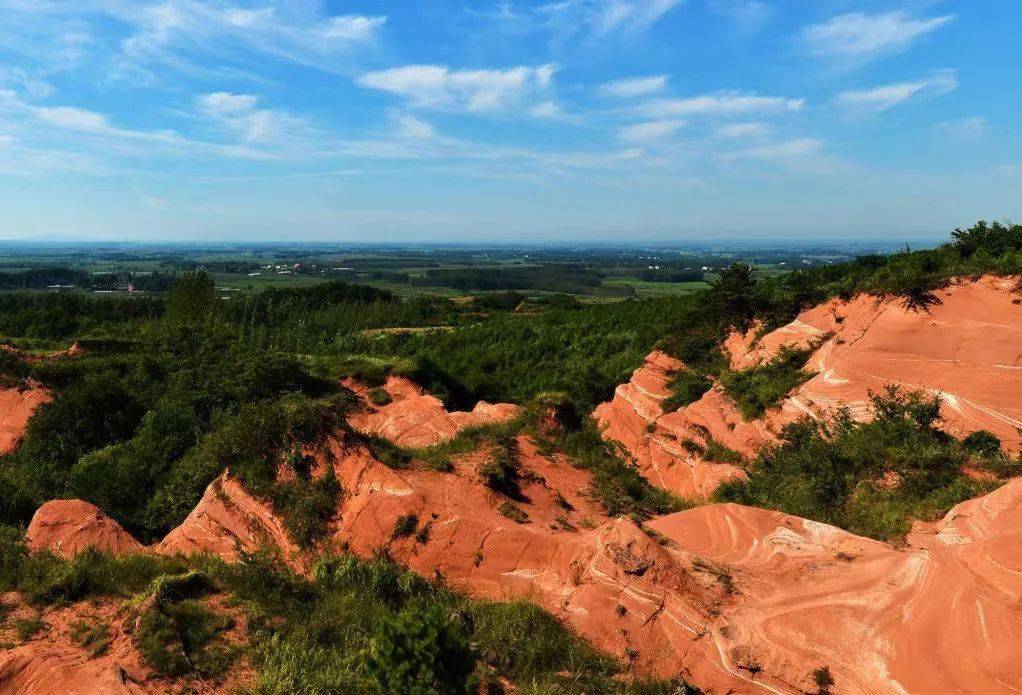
367;604;475;694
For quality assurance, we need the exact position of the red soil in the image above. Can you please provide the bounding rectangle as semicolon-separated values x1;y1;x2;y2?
19;429;1022;693
346;375;520;447
26;500;144;558
0;386;50;455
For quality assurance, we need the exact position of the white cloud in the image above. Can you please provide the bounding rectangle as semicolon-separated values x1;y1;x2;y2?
835;71;958;114
715;122;768;139
618;119;685;143
537;0;684;38
33;104;178;143
36;106;114;132
198;92;259;116
317;15;388;41
803;12;953;65
641;92;804;118
196;92;297;143
106;2;388;82
710;1;771;32
723;137;822;161
529;101;565;119
599;75;668;98
393;113;436;140
357;64;558;114
935;116;987;139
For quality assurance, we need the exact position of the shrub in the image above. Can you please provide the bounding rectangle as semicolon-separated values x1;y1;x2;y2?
662;370;712;412
715;387;1013;541
70;619;112;657
813;666;835;694
366;604;476;695
497;502;529;524
719;346;815;420
392;514;419;540
135;599;235;678
478;438;521;498
963;430;1001;455
14;617;45;641
703;438;745;465
368;387;393;406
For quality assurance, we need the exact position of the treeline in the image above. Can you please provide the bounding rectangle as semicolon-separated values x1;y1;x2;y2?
0;268;177;292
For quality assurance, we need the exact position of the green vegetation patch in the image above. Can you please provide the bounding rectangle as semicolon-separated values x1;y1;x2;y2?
719;346;816;421
715;387;1020;541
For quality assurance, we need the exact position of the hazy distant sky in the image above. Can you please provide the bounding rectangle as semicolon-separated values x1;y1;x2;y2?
0;0;1018;242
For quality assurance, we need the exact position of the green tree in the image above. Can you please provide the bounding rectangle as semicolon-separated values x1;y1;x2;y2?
165;271;217;324
366;605;475;695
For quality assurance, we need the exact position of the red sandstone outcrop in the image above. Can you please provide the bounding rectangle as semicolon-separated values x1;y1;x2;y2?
155;474;301;566
18;428;1022;693
0;593;249;694
593;351;755;499
26;500;144;558
728;275;1022;449
0;385;50;455
597;276;1022;501
346;375;520;447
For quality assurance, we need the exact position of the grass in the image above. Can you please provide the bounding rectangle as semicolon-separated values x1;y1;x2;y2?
14;616;45;641
498;502;529;524
70;618;112;657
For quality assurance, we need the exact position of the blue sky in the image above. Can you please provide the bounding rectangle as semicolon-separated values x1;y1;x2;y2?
0;0;1018;242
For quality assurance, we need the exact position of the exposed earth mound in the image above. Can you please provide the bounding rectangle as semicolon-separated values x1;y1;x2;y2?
594;351;756;499
597;276;1022;500
0;592;249;694
345;375;520;447
728;275;1022;450
24;437;1022;693
27;500;144;558
646;477;1022;694
0;385;50;455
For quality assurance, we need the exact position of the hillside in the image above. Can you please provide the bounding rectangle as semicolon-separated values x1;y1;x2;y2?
0;221;1020;694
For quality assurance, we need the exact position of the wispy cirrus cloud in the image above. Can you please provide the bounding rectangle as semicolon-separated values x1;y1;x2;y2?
710;0;772;33
640;91;804;118
720;137;821;162
537;0;684;39
835;70;957;114
0;1;387;85
599;75;668;98
357;64;557;115
802;11;953;67
715;122;769;139
618;119;685;143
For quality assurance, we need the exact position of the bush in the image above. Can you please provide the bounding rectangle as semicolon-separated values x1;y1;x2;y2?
478;437;522;498
662;369;712;412
368;387;393;406
719;346;815;420
366;604;476;695
135;599;235;678
70;619;112;657
715;387;1015;541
